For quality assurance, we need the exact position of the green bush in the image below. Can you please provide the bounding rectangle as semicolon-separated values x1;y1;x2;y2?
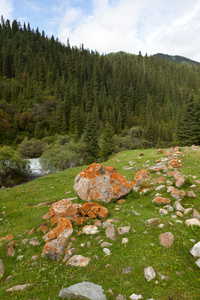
0;146;30;187
40;141;86;172
17;137;47;158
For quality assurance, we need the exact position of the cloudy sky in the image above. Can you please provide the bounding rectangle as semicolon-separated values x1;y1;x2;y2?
1;0;200;61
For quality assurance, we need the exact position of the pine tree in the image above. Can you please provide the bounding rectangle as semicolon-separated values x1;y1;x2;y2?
177;94;200;146
100;122;115;161
84;112;100;163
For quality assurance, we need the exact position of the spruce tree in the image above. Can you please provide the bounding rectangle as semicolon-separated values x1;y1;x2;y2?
100;122;115;161
84;112;100;163
177;94;199;146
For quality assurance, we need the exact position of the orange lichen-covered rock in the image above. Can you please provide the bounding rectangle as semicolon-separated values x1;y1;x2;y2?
6;242;15;257
50;199;81;220
80;202;108;219
42;217;73;243
168;158;181;169
154;176;165;184
158;148;163;154
41;237;67;261
170;187;186;201
73;163;132;203
152;197;171;205
132;169;151;191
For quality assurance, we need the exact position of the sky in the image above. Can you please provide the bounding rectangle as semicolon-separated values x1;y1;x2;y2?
1;0;200;62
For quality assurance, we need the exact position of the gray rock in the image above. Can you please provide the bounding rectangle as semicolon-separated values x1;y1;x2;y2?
100;242;113;248
41;238;67;261
105;224;116;240
116;294;126;300
190;241;200;257
0;258;4;279
173;201;184;212
130;293;143;299
185;218;200;227
145;218;161;226
67;255;91;267
58;281;106;300
118;226;130;235
144;266;156;282
123;266;132;274
159;232;174;247
195;258;200;267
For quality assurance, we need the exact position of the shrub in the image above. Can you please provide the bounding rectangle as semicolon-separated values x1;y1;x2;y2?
40;141;86;172
0;146;30;187
17;137;47;158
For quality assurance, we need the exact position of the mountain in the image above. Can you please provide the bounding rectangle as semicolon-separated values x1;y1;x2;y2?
154;53;200;66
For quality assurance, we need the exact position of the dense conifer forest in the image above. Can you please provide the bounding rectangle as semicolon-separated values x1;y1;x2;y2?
1;17;200;150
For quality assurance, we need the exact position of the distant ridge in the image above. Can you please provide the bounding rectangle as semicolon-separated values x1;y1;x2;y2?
154;53;200;66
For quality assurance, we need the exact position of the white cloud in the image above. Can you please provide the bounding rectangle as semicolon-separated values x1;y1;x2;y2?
54;0;200;61
0;0;13;20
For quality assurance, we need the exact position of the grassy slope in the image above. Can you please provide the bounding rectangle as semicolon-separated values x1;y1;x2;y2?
0;148;200;299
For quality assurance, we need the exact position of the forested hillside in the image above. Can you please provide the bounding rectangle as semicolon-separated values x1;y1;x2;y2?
1;17;200;148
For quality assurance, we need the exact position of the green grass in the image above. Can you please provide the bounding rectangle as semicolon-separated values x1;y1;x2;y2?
0;147;200;299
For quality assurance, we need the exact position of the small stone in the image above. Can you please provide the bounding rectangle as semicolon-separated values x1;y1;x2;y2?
130;293;143;299
5;275;13;283
82;225;99;235
195;259;200;267
28;228;35;235
31;255;39;261
176;211;184;218
155;185;165;191
22;239;29;245
0;258;4;279
144;266;156;282
122;238;129;244
164;205;174;212
159;232;174;247
29;239;41;246
105;224;116;240
63;248;76;262
188;191;196;198
159;208;168;215
67;255;91;267
116;294;126;300
192;209;200;220
184;208;193;215
118;226;130;235
174;201;184;212
6;283;33;292
145;218;161;226
123;266;132;274
16;255;23;261
158;223;165;228
103;248;111;255
100;242;113;247
87;242;91;248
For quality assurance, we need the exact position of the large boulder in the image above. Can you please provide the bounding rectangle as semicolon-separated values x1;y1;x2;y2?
73;163;132;203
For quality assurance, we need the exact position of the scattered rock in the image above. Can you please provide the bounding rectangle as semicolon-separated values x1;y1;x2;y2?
132;169;151;191
155;185;165;191
174;201;185;212
188;191;196;198
195;258;200;267
0;258;4;279
169;187;186;201
6;242;15;257
144;266;156;282
130;293;143;299
73;163;133;203
103;248;111;255
58;281;106;300
159;232;174;247
6;283;33;292
116;294;126;300
105;224;116;240
100;242;113;247
31;255;39;261
67;255;91;267
122;237;129;244
123;266;132;274
159;208;168;215
5;275;13;283
192;209;200;220
190;241;200;257
41;238;67;261
158;148;163;154
184;208;193;215
145;218;161;226
29;239;41;246
152;197;171;205
81;202;108;219
185;219;200;227
63;248;76;262
118;226;130;235
82;225;99;235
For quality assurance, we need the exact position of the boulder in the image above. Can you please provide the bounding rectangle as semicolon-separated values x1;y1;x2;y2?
105;224;116;240
82;225;99;235
73;163;132;203
41;238;67;261
80;202;108;219
58;281;106;300
169;187;186;201
42;217;73;243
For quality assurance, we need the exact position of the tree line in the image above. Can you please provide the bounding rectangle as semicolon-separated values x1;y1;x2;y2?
1;16;200;150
